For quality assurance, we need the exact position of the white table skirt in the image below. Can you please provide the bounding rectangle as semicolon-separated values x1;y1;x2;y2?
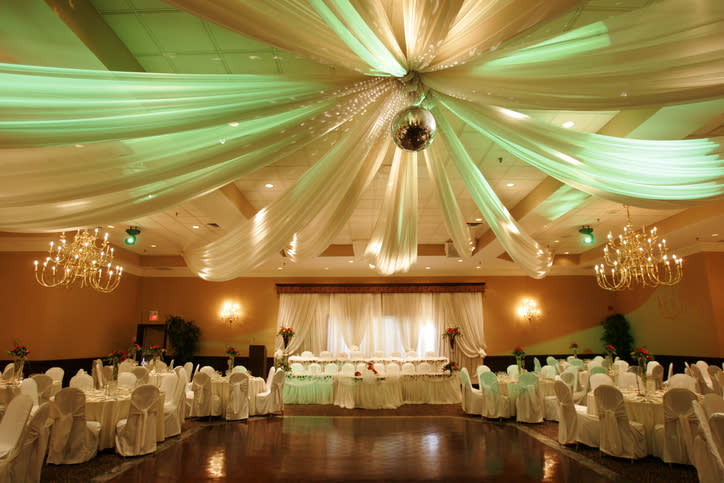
211;375;266;415
283;373;461;409
288;356;449;373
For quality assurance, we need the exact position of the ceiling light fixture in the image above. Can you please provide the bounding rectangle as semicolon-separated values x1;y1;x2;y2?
562;121;575;128
33;229;123;293
124;226;140;245
579;225;594;245
595;206;683;291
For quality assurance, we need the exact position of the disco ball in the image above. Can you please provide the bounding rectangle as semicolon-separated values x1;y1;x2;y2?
390;106;437;152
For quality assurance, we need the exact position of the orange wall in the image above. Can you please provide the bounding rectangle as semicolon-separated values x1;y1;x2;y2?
0;252;140;359
2;250;722;360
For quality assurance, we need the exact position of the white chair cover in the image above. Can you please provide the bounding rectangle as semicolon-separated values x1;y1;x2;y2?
132;367;150;385
31;374;54;406
653;387;698;464
301;351;315;358
45;367;64;384
0;394;33;460
669;373;697;392
340;363;355;376
265;366;276;390
255;370;286;416
188;372;221;418
697;361;715;391
174;366;188;385
533;357;542;373
12;402;52;483
616;372;638;389
691;363;715;394
691;400;724;483
324;363;339;375
68;373;94;391
594;385;647;460
1;364;15;381
589;358;603;369
553;380;599;448
666;362;675;383
232;366;248;374
540;366;556;379
47;388;100;464
118;372;137;389
546;356;559;374
165;369;187;438
225;373;249;421
290;363;306;375
91;359;104;389
183;362;194;380
118;360;136;374
479;372;512;420
404;351;418;359
385;363;400;376
102;366;113;386
308;363;322;375
401;363;415;375
516;372;543;423
459;368;482;416
506;364;519;379
477;365;491;374
416;362;433;374
319;351;333;359
19;379;39;410
115;385;161;457
613;360;629;373
703;394;724;420
710;413;724;468
200;366;216;377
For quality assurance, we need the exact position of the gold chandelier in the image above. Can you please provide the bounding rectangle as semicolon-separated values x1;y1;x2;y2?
33;229;123;293
594;207;683;291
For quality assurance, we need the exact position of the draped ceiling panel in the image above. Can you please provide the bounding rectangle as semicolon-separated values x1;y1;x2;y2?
0;0;722;280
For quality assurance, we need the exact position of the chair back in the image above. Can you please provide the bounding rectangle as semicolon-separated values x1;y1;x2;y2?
69;372;94;391
117;385;160;456
91;359;104;389
190;371;212;417
119;359;136;373
132;366;150;384
479;371;500;393
102;366;113;385
340;363;355;376
385;362;400;375
613;360;629;373
478;365;492;374
506;364;519;378
691;400;724;481
20;378;39;408
404;350;418;359
200;366;216;377
174;366;188;385
226;372;249;421
669;373;697;392
291;363;306;375
546;356;559;373
590;366;608;376
702;393;724;419
2;363;15;380
661;387;698;464
118;372;137;389
232;365;248;374
401;362;415;374
45;367;64;383
0;394;33;460
617;371;638;389
650;363;665;389
17;401;53;483
301;351;315;358
183;362;194;379
711;413;724;463
570;359;584;370
309;363;322;375
533;357;542;373
540;366;556;379
594;384;629;456
589;358;603;369
32;373;54;404
319;351;333;359
417;362;433;374
324;363;339;375
47;388;96;464
158;374;178;404
589;373;614;391
560;371;575;392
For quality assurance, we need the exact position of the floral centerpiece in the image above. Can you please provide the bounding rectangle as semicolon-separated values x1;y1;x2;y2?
604;344;616;371
443;361;459;373
512;346;525;374
105;349;126;382
366;361;379;375
631;347;653;394
225;347;240;373
441;327;461;351
569;342;579;358
275;359;290;372
128;343;141;362
278;327;294;349
8;344;29;382
144;345;165;370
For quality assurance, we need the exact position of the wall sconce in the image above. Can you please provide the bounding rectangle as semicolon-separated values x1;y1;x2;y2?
220;302;240;328
517;298;541;322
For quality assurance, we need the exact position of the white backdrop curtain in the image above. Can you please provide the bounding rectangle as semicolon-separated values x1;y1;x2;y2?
382;293;432;353
328;294;379;353
434;293;487;375
275;293;330;355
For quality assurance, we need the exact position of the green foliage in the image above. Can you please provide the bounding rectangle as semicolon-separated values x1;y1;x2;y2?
165;314;201;364
601;314;634;362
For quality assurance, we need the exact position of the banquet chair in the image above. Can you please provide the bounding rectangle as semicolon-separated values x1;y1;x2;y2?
183;362;194;380
319;351;333;359
553;380;599;448
401;363;415;375
68;372;94;391
31;374;54;405
132;367;150;385
691;400;724;483
19;378;39;411
13;401;52;483
324;363;339;375
698;361;714;385
405;351;418;359
479;372;512;420
666;362;675;384
118;372;137;390
390;351;402;359
1;363;14;381
653;387;698;465
506;364;519;379
691;364;714;394
255;369;286;416
174;366;189;385
540;365;557;380
703;393;724;420
47;388;100;464
340;362;355;376
200;366;216;377
350;350;364;360
115;385;161;457
613;360;629;374
290;363;306;375
264;366;276;391
301;351;315;358
416;362;433;374
559;370;576;394
165;371;187;438
589;366;608;376
45;367;64;386
587;373;614;415
570;359;584;370
546;356;559;374
232;365;248;374
0;394;34;482
188;372;221;418
516;372;543;423
336;352;349;360
590;356;604;368
225;372;249;421
649;363;665;390
158;374;178;406
459;368;483;416
533;357;542;373
424;351;436;358
710;414;724;467
616;371;638;390
594;385;647;461
709;365;723;379
669;373;698;393
708;367;722;395
477;365;492;374
309;363;322;375
91;359;104;389
102;366;113;386
385;362;401;376
563;366;580;394
118;359;136;374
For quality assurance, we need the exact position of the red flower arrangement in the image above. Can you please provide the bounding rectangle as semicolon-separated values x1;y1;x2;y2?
512;347;525;357
8;344;29;359
631;347;652;361
225;347;240;357
366;362;378;375
278;327;295;338
604;344;616;356
569;342;579;349
443;361;459;372
105;349;126;364
442;327;461;340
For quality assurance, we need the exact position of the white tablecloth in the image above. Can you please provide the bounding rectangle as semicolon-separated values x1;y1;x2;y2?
0;382;21;406
83;388;165;450
211;375;266;415
288;356;449;373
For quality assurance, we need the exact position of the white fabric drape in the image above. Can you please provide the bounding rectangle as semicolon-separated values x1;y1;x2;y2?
275;294;330;355
329;293;379;351
382;293;431;353
435;292;486;374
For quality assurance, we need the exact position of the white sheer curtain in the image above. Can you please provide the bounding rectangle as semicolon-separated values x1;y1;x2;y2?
434;293;486;375
382;293;432;353
328;294;380;353
275;293;330;355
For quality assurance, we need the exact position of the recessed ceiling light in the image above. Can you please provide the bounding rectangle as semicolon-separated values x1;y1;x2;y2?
228;122;239;127
348;260;354;263
192;225;200;229
475;218;483;222
219;139;225;144
107;225;115;229
475;266;481;269
74;144;84;148
323;267;329;270
564;251;569;254
425;266;431;270
457;259;463;263
368;264;375;269
506;183;515;187
151;244;157;248
277;266;283;270
713;233;719;237
265;183;274;188
562;121;575;128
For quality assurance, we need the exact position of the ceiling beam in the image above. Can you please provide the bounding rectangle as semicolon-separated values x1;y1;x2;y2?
219;183;258;219
45;0;144;72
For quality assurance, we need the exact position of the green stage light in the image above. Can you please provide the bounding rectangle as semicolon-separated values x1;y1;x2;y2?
579;226;594;245
125;227;140;245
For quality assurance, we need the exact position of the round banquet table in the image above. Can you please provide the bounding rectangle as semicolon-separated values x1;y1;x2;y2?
82;387;165;450
210;374;266;415
0;381;21;407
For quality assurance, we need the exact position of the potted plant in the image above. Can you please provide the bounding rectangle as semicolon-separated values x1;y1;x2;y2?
601;313;634;362
165;315;201;364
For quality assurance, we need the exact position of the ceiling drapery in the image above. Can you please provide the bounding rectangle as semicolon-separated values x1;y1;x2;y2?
0;0;722;280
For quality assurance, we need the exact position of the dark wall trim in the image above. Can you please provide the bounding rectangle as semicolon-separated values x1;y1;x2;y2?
276;283;486;294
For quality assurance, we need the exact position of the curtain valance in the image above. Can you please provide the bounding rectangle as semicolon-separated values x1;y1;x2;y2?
276;283;485;294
